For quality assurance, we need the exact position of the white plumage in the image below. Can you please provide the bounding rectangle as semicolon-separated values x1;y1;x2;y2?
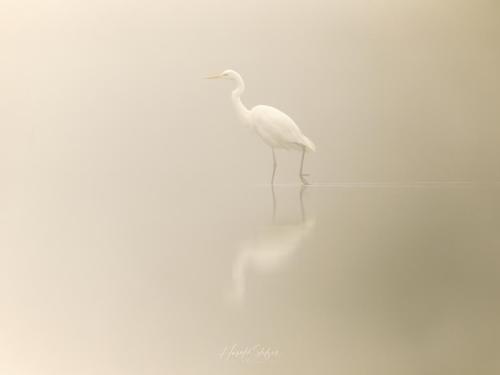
207;69;315;184
251;105;316;151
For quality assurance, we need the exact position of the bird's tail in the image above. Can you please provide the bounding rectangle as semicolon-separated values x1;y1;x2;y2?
302;136;316;152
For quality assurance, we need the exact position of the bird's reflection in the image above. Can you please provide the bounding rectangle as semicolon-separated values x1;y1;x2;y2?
230;186;315;304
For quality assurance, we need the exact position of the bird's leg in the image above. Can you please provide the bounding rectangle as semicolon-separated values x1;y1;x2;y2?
299;146;310;185
299;184;307;222
271;148;277;185
271;183;277;223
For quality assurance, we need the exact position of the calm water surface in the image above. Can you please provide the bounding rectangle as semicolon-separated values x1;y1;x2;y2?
1;177;499;374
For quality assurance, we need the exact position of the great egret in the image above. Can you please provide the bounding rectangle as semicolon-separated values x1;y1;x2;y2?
206;70;316;185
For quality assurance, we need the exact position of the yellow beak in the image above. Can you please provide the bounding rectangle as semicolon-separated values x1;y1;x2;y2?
205;74;222;79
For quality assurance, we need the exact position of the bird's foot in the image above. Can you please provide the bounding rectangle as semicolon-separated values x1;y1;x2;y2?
300;174;311;185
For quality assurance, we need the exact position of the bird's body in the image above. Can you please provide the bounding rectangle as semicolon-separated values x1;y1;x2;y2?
250;105;316;152
207;69;315;184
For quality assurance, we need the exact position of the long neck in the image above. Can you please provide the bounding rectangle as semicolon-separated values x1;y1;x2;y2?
231;75;250;125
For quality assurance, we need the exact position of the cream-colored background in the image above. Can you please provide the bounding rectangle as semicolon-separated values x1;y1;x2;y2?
2;0;499;184
1;1;499;374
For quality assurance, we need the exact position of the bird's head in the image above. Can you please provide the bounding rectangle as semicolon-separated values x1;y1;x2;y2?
205;69;240;81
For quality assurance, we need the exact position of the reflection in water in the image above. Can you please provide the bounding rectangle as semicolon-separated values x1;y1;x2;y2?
230;186;316;303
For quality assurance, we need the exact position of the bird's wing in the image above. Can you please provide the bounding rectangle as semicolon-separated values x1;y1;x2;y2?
250;105;308;150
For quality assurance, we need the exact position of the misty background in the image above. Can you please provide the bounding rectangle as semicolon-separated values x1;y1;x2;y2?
0;1;500;375
1;0;499;186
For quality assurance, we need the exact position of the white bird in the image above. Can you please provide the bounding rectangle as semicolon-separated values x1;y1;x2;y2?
206;70;316;185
